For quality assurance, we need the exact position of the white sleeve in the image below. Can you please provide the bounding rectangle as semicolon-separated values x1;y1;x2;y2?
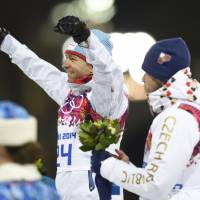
85;32;128;118
100;108;199;199
0;34;69;106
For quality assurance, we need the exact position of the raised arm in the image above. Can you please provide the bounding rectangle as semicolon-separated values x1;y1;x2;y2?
0;28;68;106
83;31;127;118
54;16;128;118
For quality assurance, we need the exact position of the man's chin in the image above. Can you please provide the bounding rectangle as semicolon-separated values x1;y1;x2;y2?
67;75;77;83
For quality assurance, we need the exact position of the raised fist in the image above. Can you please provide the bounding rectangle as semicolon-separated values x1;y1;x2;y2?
0;27;9;45
54;16;90;44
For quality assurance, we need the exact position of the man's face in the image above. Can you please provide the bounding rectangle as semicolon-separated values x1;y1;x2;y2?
142;73;163;94
62;54;93;83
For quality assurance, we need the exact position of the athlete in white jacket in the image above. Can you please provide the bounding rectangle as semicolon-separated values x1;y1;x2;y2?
91;38;200;200
0;16;128;200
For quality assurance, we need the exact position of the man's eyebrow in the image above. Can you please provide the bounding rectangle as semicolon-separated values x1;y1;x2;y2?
71;55;79;60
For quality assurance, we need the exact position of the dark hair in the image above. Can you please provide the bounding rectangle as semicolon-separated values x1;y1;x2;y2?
5;142;43;164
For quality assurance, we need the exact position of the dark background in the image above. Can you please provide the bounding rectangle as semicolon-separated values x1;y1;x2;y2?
0;1;200;199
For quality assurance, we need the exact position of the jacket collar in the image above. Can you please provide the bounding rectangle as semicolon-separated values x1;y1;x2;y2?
148;67;200;114
68;80;93;96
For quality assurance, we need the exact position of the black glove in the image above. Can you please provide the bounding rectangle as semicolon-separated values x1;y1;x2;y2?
54;15;90;44
0;27;9;45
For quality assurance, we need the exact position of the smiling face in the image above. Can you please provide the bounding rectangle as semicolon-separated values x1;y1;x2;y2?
62;53;93;83
142;73;164;94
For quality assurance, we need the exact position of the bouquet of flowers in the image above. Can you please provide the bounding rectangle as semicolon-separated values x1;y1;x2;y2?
79;119;122;152
79;118;123;200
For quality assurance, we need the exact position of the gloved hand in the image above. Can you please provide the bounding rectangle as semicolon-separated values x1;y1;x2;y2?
91;150;111;175
54;15;90;44
0;27;9;45
91;150;112;200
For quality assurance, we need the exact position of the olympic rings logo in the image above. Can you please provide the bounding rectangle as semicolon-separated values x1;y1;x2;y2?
60;95;84;114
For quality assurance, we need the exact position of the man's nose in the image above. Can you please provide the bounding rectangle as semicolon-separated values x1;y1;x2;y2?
62;60;71;70
142;75;145;83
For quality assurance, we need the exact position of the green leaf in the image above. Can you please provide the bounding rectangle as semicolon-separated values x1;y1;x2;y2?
79;121;92;133
79;132;96;147
96;128;104;135
79;145;94;152
95;143;105;151
99;134;111;149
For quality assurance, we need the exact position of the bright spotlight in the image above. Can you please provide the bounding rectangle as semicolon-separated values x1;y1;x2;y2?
127;32;155;84
111;32;155;84
84;0;115;12
110;32;129;72
78;0;116;24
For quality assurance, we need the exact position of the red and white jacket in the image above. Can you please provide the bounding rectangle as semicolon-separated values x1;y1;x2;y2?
0;32;128;173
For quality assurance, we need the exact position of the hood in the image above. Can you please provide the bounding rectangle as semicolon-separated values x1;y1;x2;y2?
148;67;200;114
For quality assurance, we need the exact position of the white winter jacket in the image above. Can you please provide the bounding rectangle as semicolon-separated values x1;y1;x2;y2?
0;32;128;172
100;68;200;200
